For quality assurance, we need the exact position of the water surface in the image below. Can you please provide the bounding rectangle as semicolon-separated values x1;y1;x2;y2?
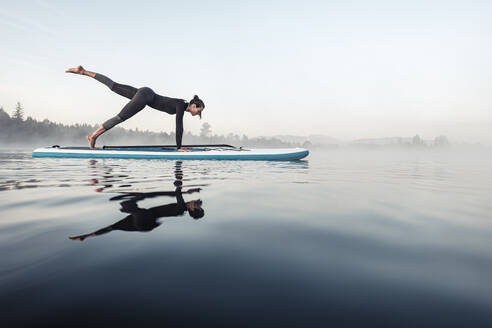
1;148;491;327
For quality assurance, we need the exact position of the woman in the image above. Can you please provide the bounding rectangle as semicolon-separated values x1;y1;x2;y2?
69;188;204;242
66;65;205;150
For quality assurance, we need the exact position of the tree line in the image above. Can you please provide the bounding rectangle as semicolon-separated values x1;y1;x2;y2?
0;102;298;148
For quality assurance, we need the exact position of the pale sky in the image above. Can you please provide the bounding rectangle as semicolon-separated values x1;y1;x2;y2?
0;0;491;143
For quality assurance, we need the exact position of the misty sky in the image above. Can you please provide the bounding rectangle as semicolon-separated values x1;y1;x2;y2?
0;0;491;143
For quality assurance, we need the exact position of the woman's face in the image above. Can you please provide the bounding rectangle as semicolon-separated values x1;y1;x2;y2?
189;104;203;116
186;199;203;211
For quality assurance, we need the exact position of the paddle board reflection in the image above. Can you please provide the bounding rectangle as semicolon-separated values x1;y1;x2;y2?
70;160;204;241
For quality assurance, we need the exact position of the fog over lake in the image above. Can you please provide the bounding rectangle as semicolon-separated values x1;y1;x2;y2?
1;0;491;326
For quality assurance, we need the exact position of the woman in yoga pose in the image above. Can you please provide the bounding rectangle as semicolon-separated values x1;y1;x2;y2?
66;65;205;150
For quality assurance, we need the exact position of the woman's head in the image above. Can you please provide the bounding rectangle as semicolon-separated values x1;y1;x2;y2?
189;95;205;118
186;199;204;219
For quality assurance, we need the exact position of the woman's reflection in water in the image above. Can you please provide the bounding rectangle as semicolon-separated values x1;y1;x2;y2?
70;161;204;241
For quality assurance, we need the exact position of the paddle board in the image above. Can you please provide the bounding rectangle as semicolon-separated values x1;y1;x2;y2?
32;145;309;160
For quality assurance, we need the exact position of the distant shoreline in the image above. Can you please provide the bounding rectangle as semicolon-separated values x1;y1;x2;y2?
1;106;488;150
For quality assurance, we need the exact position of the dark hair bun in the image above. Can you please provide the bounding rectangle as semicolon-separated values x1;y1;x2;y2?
190;95;205;109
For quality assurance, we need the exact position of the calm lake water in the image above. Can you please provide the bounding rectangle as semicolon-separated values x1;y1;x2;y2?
1;148;491;327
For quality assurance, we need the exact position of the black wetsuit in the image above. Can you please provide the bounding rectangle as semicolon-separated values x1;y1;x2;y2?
93;191;187;235
94;73;188;149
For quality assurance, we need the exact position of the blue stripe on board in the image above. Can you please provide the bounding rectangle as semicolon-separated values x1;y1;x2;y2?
32;150;309;161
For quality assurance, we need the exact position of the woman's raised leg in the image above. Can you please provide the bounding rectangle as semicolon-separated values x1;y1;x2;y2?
66;66;156;148
66;65;138;99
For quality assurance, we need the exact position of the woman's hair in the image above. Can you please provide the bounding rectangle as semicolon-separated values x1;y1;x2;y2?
190;95;205;119
188;199;204;219
189;207;205;219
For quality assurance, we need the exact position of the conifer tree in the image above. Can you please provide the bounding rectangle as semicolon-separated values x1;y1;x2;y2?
12;102;24;121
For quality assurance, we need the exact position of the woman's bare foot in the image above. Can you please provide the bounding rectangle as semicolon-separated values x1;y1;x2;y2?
86;134;98;149
69;232;96;241
65;65;86;75
69;235;86;241
86;126;106;149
